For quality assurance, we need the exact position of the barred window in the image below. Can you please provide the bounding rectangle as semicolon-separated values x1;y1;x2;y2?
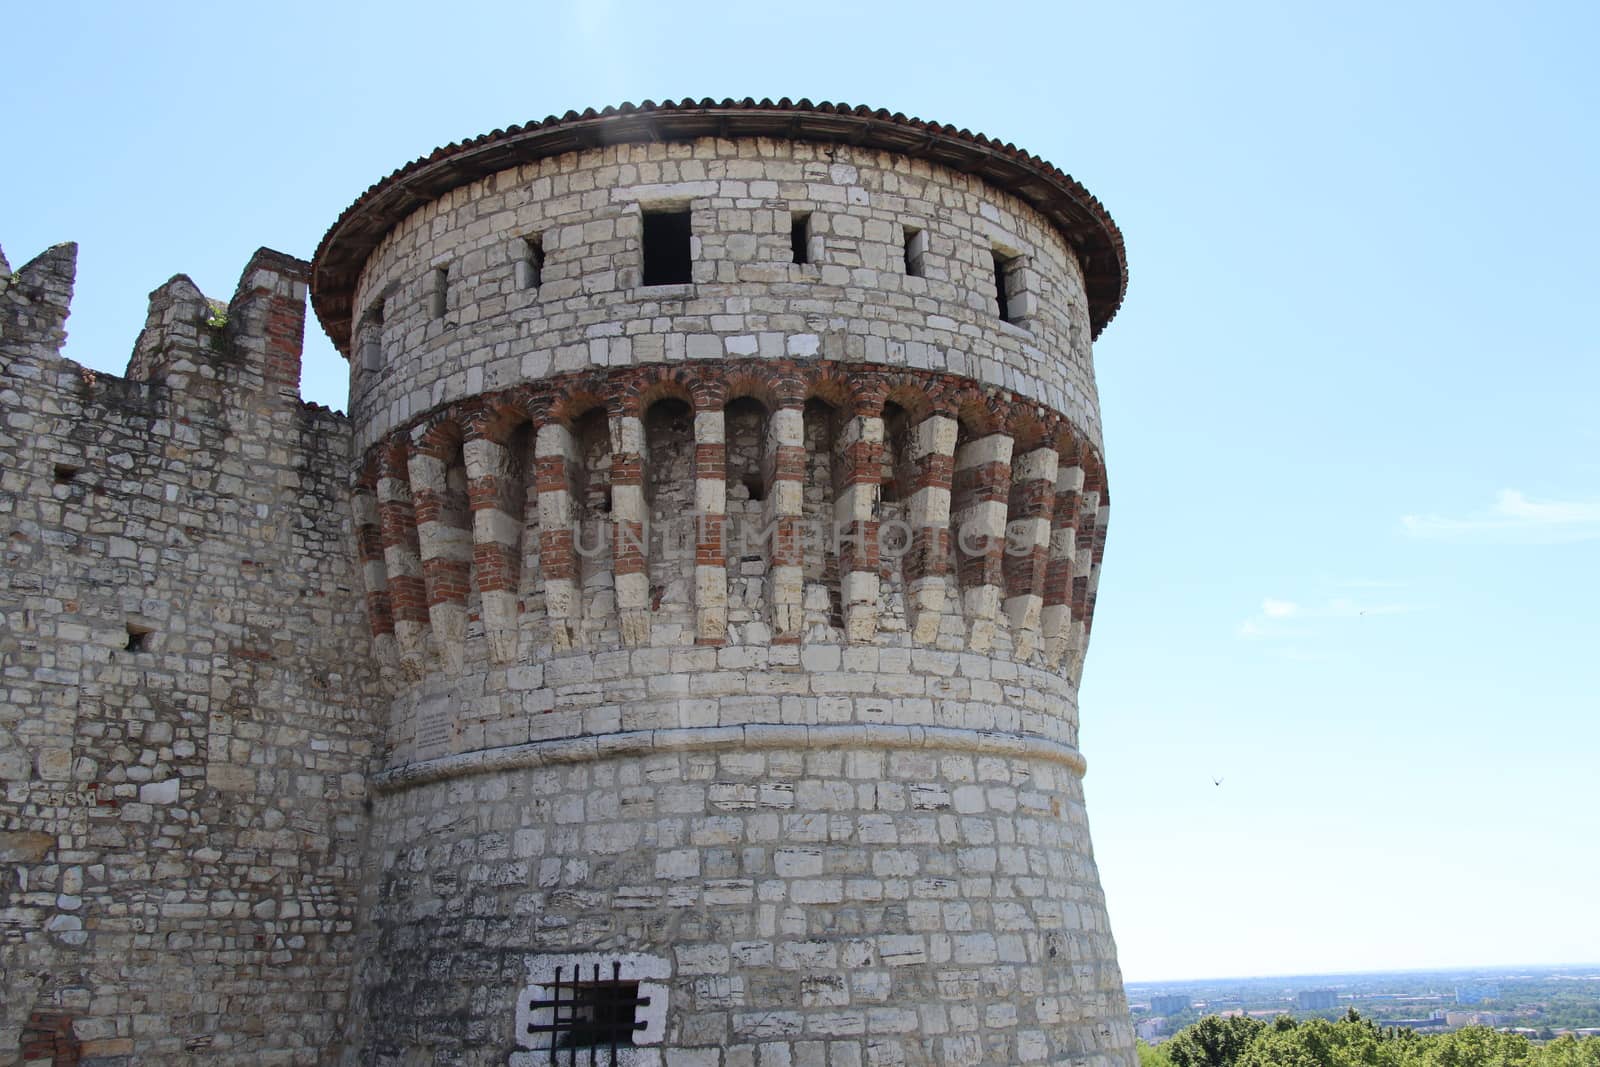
515;953;670;1064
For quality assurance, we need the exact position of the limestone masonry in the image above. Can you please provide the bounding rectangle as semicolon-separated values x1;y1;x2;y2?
1;99;1133;1067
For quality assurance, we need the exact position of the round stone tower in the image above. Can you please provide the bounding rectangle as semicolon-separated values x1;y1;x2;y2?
312;99;1131;1067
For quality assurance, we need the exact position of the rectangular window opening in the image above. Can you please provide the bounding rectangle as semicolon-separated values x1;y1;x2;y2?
125;622;153;652
790;212;812;265
531;962;651;1055
54;464;81;484
641;209;693;286
430;267;448;318
904;227;926;277
992;251;1016;322
517;235;544;291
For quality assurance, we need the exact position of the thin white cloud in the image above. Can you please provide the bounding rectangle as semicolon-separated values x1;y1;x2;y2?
1402;490;1600;544
1326;597;1413;618
1337;578;1408;590
1239;594;1417;639
1261;598;1299;619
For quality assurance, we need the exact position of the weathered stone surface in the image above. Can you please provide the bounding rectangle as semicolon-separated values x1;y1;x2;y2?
0;831;55;864
1;103;1130;1067
1;243;382;1064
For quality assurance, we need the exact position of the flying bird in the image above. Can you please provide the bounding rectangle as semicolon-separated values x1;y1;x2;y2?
1212;777;1224;787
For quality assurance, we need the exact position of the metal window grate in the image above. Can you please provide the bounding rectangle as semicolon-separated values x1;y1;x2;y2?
527;960;652;1064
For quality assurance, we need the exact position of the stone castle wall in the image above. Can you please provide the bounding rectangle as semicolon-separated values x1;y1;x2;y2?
0;103;1135;1067
332;128;1131;1067
0;244;383;1064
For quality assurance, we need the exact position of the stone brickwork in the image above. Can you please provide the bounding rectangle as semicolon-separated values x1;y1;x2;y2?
322;103;1133;1067
341;138;1104;459
2;99;1134;1067
0;244;383;1064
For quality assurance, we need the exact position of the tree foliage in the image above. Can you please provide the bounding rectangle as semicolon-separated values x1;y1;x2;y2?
1153;1014;1600;1067
1167;1016;1270;1067
1139;1039;1178;1067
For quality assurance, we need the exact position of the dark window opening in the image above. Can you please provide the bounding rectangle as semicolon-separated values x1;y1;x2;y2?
904;228;925;277
430;267;448;318
881;401;912;505
518;236;544;291
641;209;692;286
742;474;765;502
125;622;152;652
528;962;650;1057
791;212;811;264
992;251;1015;322
54;464;80;484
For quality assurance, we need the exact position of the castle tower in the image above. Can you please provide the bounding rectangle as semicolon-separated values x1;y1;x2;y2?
313;99;1131;1067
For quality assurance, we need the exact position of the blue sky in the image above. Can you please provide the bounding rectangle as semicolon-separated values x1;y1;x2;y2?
4;1;1596;981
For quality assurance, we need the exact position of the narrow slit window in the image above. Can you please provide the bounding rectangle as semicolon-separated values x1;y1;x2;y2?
992;251;1015;322
641;209;692;286
904;227;926;277
360;298;386;372
791;212;812;265
430;267;448;318
516;235;544;291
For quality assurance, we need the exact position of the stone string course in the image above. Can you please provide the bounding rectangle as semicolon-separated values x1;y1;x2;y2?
2;104;1134;1067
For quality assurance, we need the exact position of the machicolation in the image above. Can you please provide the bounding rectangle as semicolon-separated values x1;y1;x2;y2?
2;98;1134;1067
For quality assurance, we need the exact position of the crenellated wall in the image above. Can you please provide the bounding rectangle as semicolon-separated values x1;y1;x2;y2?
0;243;383;1064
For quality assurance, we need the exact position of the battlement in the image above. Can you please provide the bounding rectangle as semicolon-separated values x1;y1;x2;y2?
0;240;380;1061
4;239;319;410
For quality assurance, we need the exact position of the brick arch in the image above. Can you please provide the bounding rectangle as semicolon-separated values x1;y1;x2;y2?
948;387;1003;438
463;397;533;446
627;367;698;416
721;365;787;411
376;437;411;481
1050;426;1080;466
876;376;936;424
1008;409;1051;454
409;413;466;460
687;371;727;413
802;364;865;414
547;372;612;427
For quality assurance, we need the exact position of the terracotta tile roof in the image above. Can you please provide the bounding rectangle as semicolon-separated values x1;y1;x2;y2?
311;98;1128;354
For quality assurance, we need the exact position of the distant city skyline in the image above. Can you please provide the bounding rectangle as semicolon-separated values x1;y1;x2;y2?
4;0;1596;981
1130;963;1600;986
